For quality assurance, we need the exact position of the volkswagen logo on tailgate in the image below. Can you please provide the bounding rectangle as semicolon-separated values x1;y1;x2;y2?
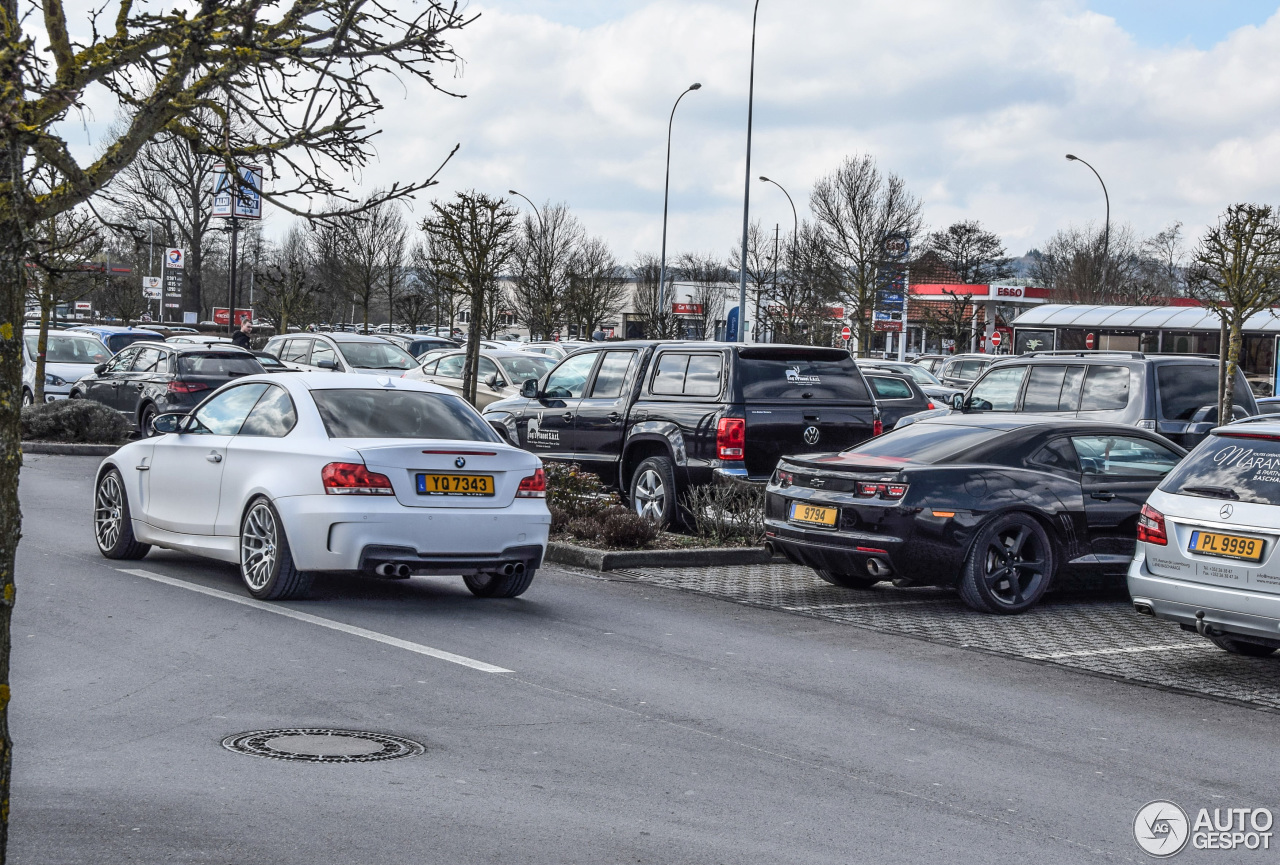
803;426;820;446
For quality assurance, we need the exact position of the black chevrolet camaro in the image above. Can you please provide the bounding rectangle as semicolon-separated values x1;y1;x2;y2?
764;415;1187;614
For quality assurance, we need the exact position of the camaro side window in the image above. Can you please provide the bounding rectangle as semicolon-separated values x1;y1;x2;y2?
1071;435;1181;477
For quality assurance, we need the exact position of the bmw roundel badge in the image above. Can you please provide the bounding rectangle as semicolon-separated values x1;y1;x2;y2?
455;457;466;469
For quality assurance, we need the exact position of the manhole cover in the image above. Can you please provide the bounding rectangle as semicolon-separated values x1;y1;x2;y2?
222;729;425;763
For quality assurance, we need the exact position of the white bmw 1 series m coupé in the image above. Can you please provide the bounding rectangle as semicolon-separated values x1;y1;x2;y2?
92;372;550;600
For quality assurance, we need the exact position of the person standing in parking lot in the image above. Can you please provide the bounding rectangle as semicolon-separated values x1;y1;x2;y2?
231;320;252;350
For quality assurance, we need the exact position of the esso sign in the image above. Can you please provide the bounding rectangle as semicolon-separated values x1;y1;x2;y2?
841;326;851;341
992;286;1024;298
989;331;1002;347
1086;332;1096;350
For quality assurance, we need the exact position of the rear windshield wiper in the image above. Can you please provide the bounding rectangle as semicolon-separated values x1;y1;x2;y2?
1179;485;1241;500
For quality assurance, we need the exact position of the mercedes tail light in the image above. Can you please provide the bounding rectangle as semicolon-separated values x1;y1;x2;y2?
322;462;395;496
167;381;210;395
717;417;745;460
517;468;547;498
1137;504;1167;546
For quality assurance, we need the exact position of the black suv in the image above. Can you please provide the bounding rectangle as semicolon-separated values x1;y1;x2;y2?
956;351;1258;447
482;341;881;526
71;342;266;434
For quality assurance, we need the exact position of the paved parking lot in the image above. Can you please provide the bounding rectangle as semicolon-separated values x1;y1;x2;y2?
613;563;1280;713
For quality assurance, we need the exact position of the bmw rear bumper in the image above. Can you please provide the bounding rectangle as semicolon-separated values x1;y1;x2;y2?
1128;555;1280;646
274;495;551;573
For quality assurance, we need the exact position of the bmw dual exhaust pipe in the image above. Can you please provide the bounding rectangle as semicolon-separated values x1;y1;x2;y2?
500;563;526;577
374;563;413;579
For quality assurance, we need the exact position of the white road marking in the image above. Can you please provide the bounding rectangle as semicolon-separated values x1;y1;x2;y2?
1028;644;1216;660
117;569;513;673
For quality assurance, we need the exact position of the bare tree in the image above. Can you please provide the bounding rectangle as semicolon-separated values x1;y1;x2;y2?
509;203;581;340
763;222;844;345
564;237;628;337
333;195;409;329
1186;205;1280;421
422;192;519;404
728;220;776;341
676;252;730;340
920;220;1014;284
1029;223;1158;304
918;288;976;352
630;253;677;339
27;204;103;401
255;226;319;333
1136;222;1187;298
810;154;923;355
408;238;462;333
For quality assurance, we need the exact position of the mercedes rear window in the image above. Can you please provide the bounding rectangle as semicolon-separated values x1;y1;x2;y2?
737;348;870;402
1161;433;1280;505
311;389;502;441
841;422;1005;464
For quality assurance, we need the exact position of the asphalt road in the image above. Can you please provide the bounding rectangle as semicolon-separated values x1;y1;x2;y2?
12;455;1280;864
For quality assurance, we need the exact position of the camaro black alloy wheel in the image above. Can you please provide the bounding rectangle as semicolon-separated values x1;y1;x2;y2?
959;513;1054;614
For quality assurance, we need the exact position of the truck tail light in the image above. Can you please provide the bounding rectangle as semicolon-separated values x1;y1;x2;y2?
717;417;745;460
167;381;210;395
1137;504;1167;546
517;468;547;498
322;462;395;496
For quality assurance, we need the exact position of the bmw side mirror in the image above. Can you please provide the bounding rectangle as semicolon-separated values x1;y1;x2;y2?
152;413;182;434
94;363;107;375
520;379;540;399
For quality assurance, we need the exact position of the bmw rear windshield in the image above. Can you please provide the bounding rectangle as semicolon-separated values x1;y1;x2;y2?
737;347;870;402
311;389;502;441
1160;432;1280;505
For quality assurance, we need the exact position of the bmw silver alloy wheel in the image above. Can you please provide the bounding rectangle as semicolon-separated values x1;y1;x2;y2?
633;469;666;523
241;502;279;591
94;473;124;552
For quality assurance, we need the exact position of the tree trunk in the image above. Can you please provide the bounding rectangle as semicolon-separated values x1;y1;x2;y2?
462;281;484;405
33;292;53;404
1222;317;1242;423
0;209;25;862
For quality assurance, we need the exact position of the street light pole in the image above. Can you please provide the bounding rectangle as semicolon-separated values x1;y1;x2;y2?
736;0;763;343
759;175;797;240
1065;153;1110;259
657;83;701;336
510;188;549;339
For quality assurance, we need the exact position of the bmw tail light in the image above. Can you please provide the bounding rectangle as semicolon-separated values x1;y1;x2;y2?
872;418;884;437
322;462;395;496
167;381;210;395
1137;504;1167;546
517;468;547;498
717;417;745;460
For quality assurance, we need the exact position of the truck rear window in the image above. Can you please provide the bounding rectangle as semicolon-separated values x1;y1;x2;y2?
1161;433;1280;505
737;348;869;402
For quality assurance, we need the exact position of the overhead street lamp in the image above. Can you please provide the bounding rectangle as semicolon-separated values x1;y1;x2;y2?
759;175;797;240
1065;154;1110;259
508;189;543;230
736;0;763;343
658;83;702;327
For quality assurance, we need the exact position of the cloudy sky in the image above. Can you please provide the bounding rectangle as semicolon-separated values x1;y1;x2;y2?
355;0;1277;265
69;0;1280;264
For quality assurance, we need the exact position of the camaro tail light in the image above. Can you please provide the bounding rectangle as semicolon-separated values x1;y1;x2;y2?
774;469;794;488
517;468;547;498
1137;504;1167;546
872;418;884;437
322;462;395;496
717;418;745;460
167;381;210;395
857;481;908;500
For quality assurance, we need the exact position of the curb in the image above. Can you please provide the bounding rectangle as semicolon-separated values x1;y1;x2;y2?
22;442;120;456
546;541;777;572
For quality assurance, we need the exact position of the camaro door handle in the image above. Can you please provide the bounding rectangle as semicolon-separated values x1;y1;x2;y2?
561;412;574;422
206;452;223;463
607;412;622;423
1091;491;1115;501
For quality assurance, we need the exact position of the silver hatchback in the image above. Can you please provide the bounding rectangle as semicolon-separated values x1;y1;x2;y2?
1128;421;1280;657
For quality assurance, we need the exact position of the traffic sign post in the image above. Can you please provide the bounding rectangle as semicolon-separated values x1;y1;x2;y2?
990;331;1002;349
841;325;851;349
1085;332;1096;350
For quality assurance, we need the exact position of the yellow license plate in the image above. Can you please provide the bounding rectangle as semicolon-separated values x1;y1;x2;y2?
1189;530;1263;562
789;502;837;527
416;473;494;497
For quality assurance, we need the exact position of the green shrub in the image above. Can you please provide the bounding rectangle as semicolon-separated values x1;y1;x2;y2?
544;463;622;521
21;399;130;444
681;476;765;546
